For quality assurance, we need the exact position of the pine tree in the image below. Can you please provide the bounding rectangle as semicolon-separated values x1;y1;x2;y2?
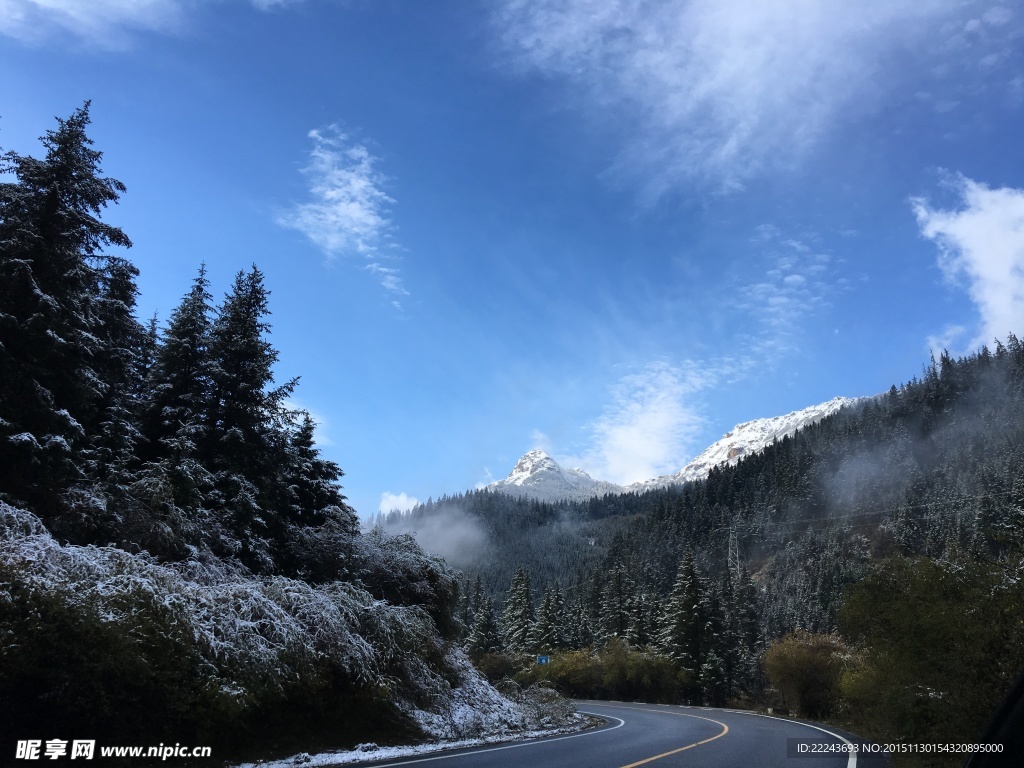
625;591;658;648
466;597;502;657
658;552;703;673
83;255;147;488
600;562;632;642
528;584;566;653
587;568;605;646
698;580;727;704
732;567;762;692
206;266;296;570
125;267;219;558
283;411;346;525
502;566;535;653
0;103;130;515
142;265;214;462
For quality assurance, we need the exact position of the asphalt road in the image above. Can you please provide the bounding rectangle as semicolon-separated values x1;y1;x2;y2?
353;701;890;768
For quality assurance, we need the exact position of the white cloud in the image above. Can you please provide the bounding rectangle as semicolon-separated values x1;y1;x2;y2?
278;126;409;304
562;361;713;485
913;174;1024;351
494;0;999;194
379;491;420;514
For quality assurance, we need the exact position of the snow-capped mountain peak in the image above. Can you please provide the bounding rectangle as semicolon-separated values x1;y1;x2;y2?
627;396;862;492
488;449;624;503
503;449;564;486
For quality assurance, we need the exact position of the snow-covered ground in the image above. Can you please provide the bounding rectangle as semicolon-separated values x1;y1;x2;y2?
233;667;591;766
233;716;594;767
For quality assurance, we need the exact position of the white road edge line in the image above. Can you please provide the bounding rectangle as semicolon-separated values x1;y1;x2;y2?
363;715;625;767
722;708;858;768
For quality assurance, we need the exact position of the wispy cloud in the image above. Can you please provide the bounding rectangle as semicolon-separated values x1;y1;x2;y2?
913;174;1024;352
381;502;488;566
474;467;495;490
278;126;409;304
0;0;298;47
542;224;842;483
493;0;1010;195
561;361;718;485
737;228;840;356
0;0;184;46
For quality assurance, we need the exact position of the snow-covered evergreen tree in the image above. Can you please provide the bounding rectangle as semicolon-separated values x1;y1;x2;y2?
528;583;565;653
600;562;632;643
657;553;702;673
466;596;502;657
142;265;214;462
206;266;296;570
283;411;346;526
0;103;130;516
83;255;147;488
563;597;594;650
501;566;535;653
625;591;658;648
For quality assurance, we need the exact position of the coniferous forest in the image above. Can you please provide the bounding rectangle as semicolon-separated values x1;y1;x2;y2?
385;339;1024;763
0;107;581;762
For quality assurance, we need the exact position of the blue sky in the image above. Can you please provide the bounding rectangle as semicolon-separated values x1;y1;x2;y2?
3;0;1024;518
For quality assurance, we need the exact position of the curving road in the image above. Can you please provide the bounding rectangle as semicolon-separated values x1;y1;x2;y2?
352;701;889;767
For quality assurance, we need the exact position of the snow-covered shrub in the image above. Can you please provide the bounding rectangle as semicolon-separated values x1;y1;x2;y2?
1;503;576;757
356;529;461;639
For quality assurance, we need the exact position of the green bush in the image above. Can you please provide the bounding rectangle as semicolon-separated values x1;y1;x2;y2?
836;556;1024;757
514;641;686;703
762;630;847;718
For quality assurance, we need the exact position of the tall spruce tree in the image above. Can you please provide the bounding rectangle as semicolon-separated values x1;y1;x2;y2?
283;411;346;526
143;265;214;460
600;562;632;642
206;266;295;569
658;552;703;673
466;597;502;657
83;255;147;489
528;583;566;653
0;103;131;515
127;267;218;557
502;566;535;653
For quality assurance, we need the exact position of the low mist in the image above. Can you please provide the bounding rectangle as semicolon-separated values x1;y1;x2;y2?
384;505;490;568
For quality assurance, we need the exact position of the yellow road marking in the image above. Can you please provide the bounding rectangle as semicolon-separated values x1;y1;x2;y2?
617;708;729;767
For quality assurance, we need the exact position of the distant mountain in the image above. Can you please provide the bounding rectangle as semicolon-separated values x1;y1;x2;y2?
627;396;863;492
486;449;625;503
488;397;863;503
